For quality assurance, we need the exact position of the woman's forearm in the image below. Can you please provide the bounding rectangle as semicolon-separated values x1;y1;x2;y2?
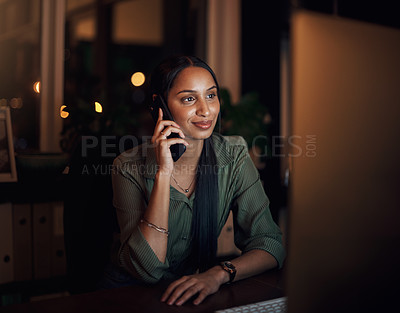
217;249;278;284
161;249;278;306
139;171;171;263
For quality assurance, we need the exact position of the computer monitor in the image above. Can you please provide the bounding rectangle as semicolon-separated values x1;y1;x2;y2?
285;10;400;313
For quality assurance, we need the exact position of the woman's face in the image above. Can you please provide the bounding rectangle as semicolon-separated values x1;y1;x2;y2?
167;66;220;140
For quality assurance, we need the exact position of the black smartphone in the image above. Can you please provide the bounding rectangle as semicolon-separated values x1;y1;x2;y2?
149;95;186;162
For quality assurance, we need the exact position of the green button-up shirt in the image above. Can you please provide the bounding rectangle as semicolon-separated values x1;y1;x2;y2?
112;133;285;283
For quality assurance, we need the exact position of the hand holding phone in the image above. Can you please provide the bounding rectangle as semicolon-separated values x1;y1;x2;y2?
149;96;186;162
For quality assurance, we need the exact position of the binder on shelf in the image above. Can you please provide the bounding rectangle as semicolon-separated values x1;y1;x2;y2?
51;202;66;277
0;202;14;284
32;203;51;280
12;203;33;281
51;234;67;277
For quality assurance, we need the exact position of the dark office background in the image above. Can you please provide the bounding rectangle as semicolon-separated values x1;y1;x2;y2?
1;0;399;303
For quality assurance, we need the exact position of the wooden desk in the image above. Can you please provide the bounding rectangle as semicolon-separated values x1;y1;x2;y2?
0;269;285;313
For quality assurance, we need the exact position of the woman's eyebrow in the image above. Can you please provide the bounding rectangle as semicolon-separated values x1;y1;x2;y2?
176;85;217;95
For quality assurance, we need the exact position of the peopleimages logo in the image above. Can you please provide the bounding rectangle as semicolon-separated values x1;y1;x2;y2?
82;134;317;158
251;135;317;158
81;135;152;158
79;134;317;175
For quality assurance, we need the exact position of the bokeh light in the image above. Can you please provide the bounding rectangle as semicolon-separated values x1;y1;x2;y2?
95;101;103;113
33;81;41;93
60;105;69;118
131;72;145;87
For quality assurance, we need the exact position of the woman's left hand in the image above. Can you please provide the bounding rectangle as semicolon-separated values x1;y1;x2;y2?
161;266;227;306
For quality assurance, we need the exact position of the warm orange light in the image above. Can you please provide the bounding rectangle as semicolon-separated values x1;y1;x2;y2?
33;81;41;93
95;101;102;113
131;72;145;87
60;105;69;118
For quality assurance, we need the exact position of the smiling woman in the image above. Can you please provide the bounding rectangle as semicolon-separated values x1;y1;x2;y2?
166;66;220;140
101;55;285;307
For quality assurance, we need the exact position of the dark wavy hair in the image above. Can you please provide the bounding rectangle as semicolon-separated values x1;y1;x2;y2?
150;55;219;272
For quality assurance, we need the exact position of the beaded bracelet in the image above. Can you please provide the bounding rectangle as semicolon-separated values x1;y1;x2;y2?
140;219;169;236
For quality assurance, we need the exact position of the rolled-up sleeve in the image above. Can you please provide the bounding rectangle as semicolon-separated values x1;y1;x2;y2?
231;150;286;268
112;157;169;283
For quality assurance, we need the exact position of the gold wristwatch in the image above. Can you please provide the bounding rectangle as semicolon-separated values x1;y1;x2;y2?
220;261;236;284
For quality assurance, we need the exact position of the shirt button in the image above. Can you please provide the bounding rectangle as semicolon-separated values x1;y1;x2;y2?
182;236;187;240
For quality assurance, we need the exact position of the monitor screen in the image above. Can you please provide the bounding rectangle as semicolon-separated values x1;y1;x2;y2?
286;10;400;313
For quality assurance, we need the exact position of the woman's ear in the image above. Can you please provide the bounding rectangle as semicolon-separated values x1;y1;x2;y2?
152;94;157;102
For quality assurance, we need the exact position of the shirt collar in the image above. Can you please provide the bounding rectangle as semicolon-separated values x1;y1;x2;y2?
212;133;234;168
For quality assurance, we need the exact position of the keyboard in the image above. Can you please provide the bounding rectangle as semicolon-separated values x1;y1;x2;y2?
215;296;287;313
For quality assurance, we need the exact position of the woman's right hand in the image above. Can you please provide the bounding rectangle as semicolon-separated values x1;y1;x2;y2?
151;108;188;175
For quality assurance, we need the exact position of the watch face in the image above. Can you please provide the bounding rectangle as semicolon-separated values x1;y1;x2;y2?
221;261;236;283
224;262;235;271
225;262;234;269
